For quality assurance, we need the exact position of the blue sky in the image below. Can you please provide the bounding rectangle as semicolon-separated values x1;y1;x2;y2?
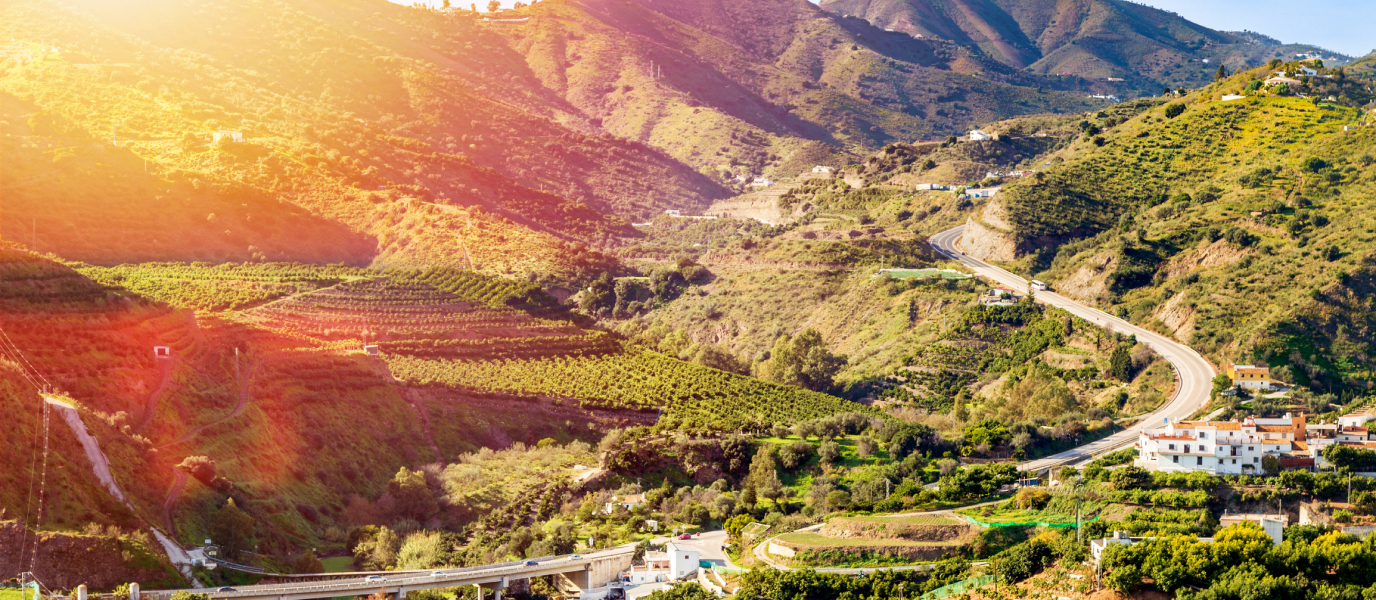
394;0;1374;58
1140;0;1373;57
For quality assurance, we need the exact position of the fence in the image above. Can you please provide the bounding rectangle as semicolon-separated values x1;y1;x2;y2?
919;575;999;600
959;514;1100;528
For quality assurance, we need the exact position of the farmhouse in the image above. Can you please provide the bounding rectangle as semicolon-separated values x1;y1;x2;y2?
604;493;645;514
1225;363;1273;390
212;131;244;143
968;130;992;141
914;183;948;191
980;288;1017;305
811;165;834;174
965;187;1001;199
750;177;774;187
1266;75;1302;86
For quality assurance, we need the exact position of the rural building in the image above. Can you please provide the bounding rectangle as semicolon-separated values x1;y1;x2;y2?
1221;94;1246;102
623;542;699;586
364;345;381;356
664;210;681;216
811;166;834;174
1225;363;1273;390
965;187;1001;199
980;288;1017;306
212;131;244;143
1136;414;1305;474
750;177;774;187
968;130;992;141
604;494;645;514
1339;410;1376;429
153;346;171;359
914;183;948;191
1266;75;1302;86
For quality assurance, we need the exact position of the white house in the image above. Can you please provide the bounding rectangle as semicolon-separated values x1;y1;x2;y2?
965;187;1001;199
212;131;244;143
1338;410;1376;429
666;542;700;580
1221;94;1246;102
914;183;948;191
665;209;681;216
1299;66;1318;77
811;166;835;174
968;130;992;142
1136;414;1305;474
1092;521;1282;565
603;494;645;514
981;288;1017;306
750;177;774;187
624;543;699;586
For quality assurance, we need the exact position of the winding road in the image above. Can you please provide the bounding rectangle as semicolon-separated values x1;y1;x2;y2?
929;225;1217;473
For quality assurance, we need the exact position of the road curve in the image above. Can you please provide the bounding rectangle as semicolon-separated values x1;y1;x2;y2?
929;225;1216;473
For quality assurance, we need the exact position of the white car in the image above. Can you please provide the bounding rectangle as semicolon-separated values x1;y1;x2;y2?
364;575;386;582
430;571;447;577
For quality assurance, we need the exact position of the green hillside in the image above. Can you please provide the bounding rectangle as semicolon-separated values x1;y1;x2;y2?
976;65;1376;398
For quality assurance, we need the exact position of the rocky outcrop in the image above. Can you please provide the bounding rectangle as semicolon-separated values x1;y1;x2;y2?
958;216;1018;262
1152;290;1197;342
1053;254;1115;305
1164;238;1251;278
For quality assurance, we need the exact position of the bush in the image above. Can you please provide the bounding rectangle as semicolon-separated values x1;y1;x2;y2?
993;539;1054;582
1165;104;1186;119
1111;466;1151;490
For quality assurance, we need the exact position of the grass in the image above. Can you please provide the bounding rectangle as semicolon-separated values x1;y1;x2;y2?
842;515;962;525
879;269;972;280
775;533;957;548
321;556;356;573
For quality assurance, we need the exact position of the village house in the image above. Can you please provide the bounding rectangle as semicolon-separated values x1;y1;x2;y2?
965;187;1001;199
1225;363;1274;390
811;165;834;174
914;183;948;191
749;177;774;187
623;543;701;600
1092;519;1283;564
604;493;645;514
212;131;244;143
1135;414;1305;474
968;130;992;141
980;288;1017;306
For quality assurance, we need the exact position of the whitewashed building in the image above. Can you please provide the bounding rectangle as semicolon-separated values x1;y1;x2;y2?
968;130;992;141
1136;415;1304;474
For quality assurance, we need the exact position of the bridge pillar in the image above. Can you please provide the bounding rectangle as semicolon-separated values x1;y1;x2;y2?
474;584;483;600
130;583;140;600
77;585;87;600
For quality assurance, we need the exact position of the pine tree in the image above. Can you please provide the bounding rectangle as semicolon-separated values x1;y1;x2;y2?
1215;65;1228;81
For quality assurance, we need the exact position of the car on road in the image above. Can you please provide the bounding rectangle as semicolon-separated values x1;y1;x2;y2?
216;588;236;593
570;554;583;559
525;560;540;566
678;533;692;540
364;575;386;582
430;571;447;577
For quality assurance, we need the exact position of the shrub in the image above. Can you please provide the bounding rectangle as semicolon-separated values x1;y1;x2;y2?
1165;104;1186;119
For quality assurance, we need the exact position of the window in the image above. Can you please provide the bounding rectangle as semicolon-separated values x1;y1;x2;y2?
1232;459;1237;464
1200;432;1208;439
1169;444;1175;450
1173;456;1179;463
1197;457;1203;465
1185;445;1191;453
1248;446;1254;451
1254;457;1260;463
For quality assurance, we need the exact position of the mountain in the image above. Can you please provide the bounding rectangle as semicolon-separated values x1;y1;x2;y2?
0;0;1113;285
818;0;1348;94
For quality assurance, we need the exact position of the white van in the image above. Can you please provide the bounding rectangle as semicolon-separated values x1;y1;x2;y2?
1030;280;1048;291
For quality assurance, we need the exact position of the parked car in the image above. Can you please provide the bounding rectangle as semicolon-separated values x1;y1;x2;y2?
525;560;540;566
364;575;386;582
216;588;236;593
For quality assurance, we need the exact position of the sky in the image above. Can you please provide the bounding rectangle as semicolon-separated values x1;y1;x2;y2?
394;0;1375;58
1139;0;1373;58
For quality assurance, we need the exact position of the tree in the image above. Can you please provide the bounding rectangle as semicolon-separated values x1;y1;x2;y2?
759;329;847;392
209;498;255;560
643;583;717;600
779;441;814;470
354;526;400;570
1215;65;1228;81
1110;466;1150;490
1165;104;1186;119
1105;563;1143;595
721;435;751;474
818;438;841;466
1110;345;1132;380
487;0;500;11
1211;373;1234;400
725;514;754;539
387;467;438;521
293;550;325;574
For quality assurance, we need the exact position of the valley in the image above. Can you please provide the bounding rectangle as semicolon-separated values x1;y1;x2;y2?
1;0;1375;598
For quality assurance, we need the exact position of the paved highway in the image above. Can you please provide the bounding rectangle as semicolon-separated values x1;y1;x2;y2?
928;225;1217;473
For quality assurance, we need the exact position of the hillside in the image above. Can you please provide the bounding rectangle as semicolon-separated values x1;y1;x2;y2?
0;0;1116;283
953;63;1376;399
820;0;1347;94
